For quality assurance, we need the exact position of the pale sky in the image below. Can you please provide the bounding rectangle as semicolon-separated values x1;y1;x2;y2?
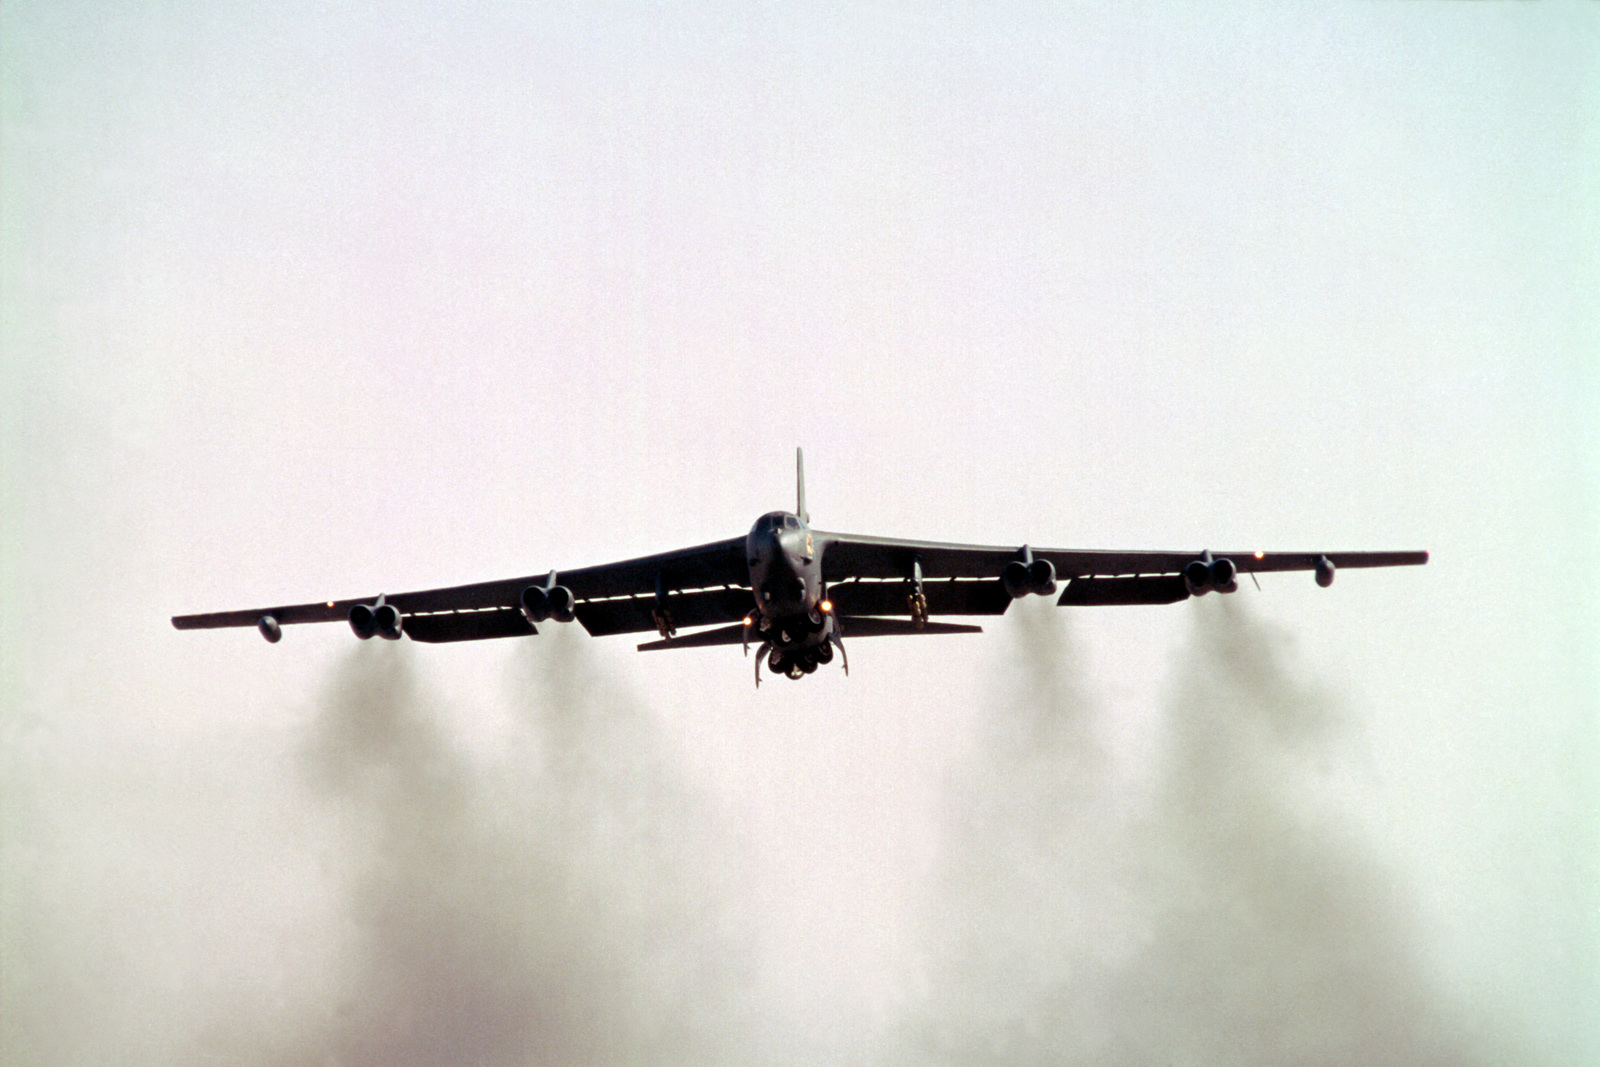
3;3;1596;1065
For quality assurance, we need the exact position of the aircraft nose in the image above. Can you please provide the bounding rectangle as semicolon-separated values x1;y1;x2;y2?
760;574;805;604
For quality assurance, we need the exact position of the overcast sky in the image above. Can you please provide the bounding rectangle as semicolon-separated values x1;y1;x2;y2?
3;2;1595;1065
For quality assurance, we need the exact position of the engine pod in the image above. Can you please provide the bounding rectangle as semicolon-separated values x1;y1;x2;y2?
1211;557;1237;593
348;603;377;640
1001;560;1031;599
1315;556;1336;588
374;602;404;640
257;615;282;643
1027;558;1058;596
547;585;576;623
520;584;550;623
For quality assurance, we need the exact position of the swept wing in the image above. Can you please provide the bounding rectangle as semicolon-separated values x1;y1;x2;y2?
817;532;1426;608
171;537;750;643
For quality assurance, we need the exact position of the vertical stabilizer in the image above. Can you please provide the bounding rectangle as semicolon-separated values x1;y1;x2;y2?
796;447;809;523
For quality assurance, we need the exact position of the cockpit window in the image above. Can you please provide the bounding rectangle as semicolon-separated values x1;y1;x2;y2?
784;515;798;529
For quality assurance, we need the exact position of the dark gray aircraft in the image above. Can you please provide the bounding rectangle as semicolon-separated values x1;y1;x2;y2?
173;450;1428;685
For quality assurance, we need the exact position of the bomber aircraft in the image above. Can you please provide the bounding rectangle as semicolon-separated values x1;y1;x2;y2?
174;450;1428;685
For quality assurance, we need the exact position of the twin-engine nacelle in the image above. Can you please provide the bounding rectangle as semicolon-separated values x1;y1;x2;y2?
348;601;404;640
1002;557;1058;599
1183;556;1238;596
520;583;576;624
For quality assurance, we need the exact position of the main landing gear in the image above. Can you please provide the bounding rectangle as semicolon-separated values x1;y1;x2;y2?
749;630;848;687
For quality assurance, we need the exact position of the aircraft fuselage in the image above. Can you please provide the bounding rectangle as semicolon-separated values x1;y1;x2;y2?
745;510;836;678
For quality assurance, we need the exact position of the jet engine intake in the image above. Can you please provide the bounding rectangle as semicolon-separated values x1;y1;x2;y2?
257;615;282;643
520;585;550;623
1027;558;1058;596
546;585;577;623
1315;555;1336;588
348;603;377;640
1004;556;1060;598
1183;559;1214;596
1002;560;1031;599
374;602;404;640
1185;556;1239;596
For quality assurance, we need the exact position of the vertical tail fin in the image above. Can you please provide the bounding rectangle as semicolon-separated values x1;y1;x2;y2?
796;447;809;524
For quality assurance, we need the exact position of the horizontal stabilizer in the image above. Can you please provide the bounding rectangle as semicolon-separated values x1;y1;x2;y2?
837;617;983;638
637;622;749;652
636;616;984;651
405;609;535;643
1058;575;1190;606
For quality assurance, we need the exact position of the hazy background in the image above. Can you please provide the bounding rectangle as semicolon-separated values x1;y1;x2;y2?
3;2;1595;1064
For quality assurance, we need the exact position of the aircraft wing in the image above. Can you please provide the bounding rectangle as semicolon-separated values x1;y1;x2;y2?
171;537;751;642
816;532;1427;608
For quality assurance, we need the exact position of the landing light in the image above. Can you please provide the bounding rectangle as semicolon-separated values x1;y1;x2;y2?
819;599;832;613
326;601;336;607
742;615;753;627
1254;551;1264;559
